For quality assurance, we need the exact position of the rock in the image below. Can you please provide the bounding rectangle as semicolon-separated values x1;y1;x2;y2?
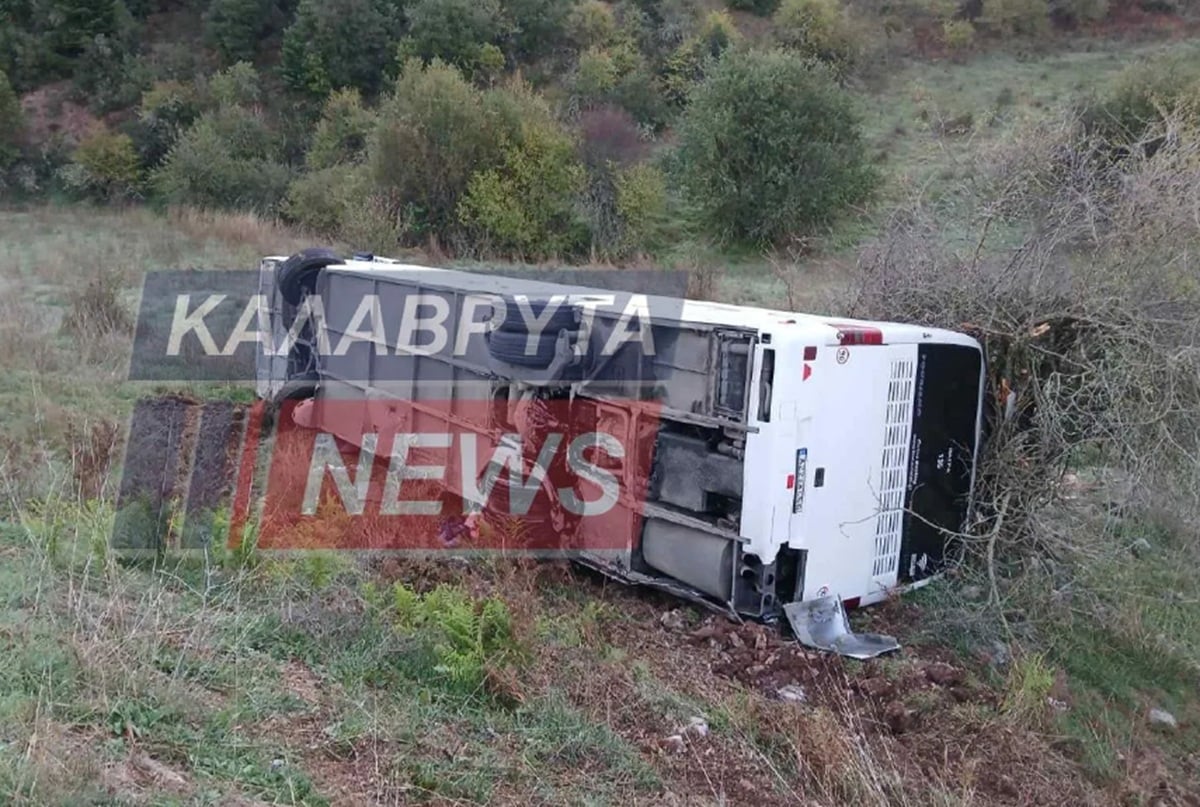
1130;538;1153;558
270;758;285;772
777;684;808;703
660;734;686;753
681;717;709;738
129;752;188;788
924;662;965;687
1148;708;1177;730
883;701;913;734
857;677;895;699
660;609;686;631
989;640;1012;668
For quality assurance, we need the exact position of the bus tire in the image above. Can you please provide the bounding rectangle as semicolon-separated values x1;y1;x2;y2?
272;372;319;405
492;296;577;333
278;247;342;305
487;327;562;368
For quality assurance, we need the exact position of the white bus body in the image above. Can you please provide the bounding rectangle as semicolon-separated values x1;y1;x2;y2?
257;251;986;623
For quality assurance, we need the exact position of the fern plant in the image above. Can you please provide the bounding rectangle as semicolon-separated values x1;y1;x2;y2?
390;582;524;700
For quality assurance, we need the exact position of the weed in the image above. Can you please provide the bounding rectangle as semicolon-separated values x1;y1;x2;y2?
60;271;133;341
1001;652;1055;726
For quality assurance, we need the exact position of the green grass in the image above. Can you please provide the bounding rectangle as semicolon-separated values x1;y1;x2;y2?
0;509;670;804
858;38;1200;200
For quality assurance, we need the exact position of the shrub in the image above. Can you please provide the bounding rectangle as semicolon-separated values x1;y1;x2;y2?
725;0;780;16
982;0;1051;36
1081;53;1200;147
1050;0;1109;24
368;59;506;243
773;0;861;69
203;0;276;65
942;18;977;51
663;12;740;106
282;164;364;235
340;192;404;253
155;113;290;212
475;43;506;85
698;9;741;56
579;105;648;167
459;96;586;258
614;161;669;256
676;49;875;244
566;0;617;50
61;272;133;340
66;127;142;200
573;48;620;104
280;0;400;97
610;66;669;130
0;69;22;169
207;104;279;159
306;88;375;170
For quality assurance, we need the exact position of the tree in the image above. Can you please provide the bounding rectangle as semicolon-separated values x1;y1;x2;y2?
208;61;262;109
306;88;375;170
131;80;202;168
676;49;875;244
566;0;616;50
397;0;506;74
368;60;508;243
204;0;277;65
0;69;23;168
501;0;574;62
280;0;400;97
155;100;289;212
459;100;586;258
725;0;779;16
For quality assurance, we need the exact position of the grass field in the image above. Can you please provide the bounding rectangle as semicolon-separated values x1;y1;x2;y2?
3;31;1200;805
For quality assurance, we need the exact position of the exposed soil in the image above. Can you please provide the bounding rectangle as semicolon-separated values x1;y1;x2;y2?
18;82;101;148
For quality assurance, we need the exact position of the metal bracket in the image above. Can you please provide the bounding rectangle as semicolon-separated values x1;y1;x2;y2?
783;596;901;660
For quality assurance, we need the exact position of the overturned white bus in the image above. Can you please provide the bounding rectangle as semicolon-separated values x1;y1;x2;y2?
256;248;986;650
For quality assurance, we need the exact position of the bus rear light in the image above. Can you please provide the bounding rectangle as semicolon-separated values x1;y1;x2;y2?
803;346;818;360
831;324;884;346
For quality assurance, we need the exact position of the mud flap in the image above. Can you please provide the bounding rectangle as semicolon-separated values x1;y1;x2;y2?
783;596;900;660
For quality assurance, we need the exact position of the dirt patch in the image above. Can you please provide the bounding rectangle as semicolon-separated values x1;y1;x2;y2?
281;659;324;706
528;570;1112;806
19;83;101;149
